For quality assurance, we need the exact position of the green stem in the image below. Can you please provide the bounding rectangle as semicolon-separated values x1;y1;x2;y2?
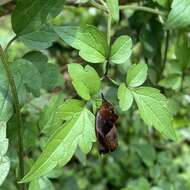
104;12;112;76
4;36;17;54
0;45;26;190
101;76;120;87
162;30;170;72
90;0;106;11
119;5;166;16
107;13;112;47
99;0;107;8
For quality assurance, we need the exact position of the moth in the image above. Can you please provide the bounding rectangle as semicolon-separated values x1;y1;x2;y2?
95;94;119;154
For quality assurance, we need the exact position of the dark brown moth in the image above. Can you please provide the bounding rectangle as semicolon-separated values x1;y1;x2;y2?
95;94;119;154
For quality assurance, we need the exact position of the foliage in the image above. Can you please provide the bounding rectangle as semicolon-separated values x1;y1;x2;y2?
0;0;190;189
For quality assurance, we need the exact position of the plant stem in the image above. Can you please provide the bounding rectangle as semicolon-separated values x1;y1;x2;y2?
107;13;112;47
162;30;170;71
90;0;106;11
101;75;120;87
4;36;17;54
0;45;26;190
104;13;112;76
99;0;107;8
119;4;166;16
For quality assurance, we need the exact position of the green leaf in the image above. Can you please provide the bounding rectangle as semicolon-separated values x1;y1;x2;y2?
54;25;108;63
21;108;96;182
29;177;54;190
134;141;156;167
110;35;133;64
12;59;42;96
19;25;58;50
127;63;148;87
56;99;85;120
152;0;169;7
39;94;66;134
0;156;10;186
106;0;120;22
23;51;64;90
127;178;150;190
11;0;65;35
0;122;10;186
166;0;190;29
158;74;182;90
68;64;100;100
0;62;13;122
176;32;190;70
118;83;133;111
0;121;8;156
132;87;177;140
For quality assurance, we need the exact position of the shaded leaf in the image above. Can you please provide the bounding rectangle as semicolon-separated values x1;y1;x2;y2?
12;0;65;35
158;74;182;90
23;51;64;90
12;59;42;96
19;25;58;50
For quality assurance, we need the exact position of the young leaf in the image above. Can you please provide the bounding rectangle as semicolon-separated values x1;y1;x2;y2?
127;63;148;87
106;0;120;22
110;35;133;64
19;25;58;50
11;0;65;35
132;87;177;140
54;25;108;63
118;83;133;111
21;108;96;182
68;64;100;100
166;0;190;29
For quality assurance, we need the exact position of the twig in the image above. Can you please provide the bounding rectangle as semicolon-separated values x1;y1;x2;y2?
119;4;166;16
